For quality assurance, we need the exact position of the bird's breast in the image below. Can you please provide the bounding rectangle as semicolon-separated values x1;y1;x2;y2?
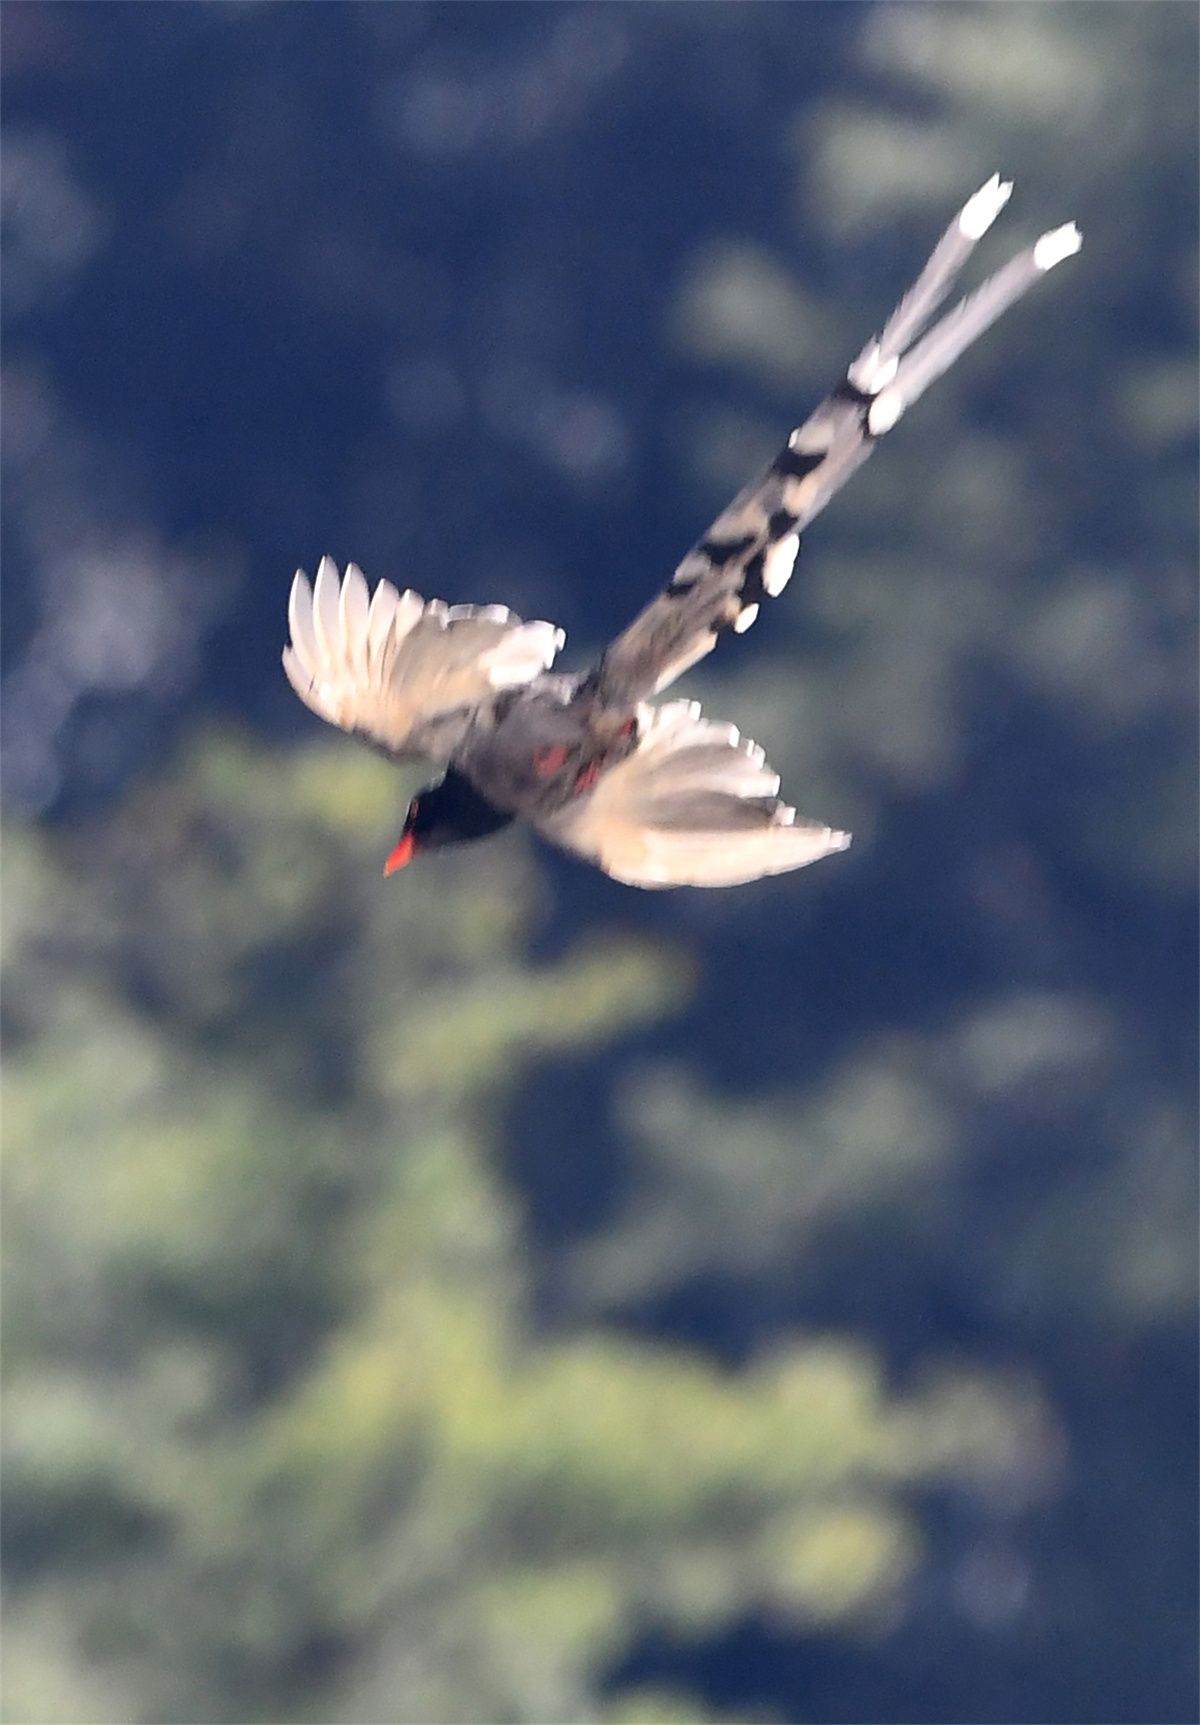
459;690;637;817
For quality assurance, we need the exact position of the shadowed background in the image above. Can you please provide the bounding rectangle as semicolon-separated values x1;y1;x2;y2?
3;4;1197;1722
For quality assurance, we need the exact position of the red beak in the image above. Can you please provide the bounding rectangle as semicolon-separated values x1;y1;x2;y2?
383;834;416;876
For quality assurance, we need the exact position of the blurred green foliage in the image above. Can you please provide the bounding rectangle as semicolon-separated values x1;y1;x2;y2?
5;740;1047;1724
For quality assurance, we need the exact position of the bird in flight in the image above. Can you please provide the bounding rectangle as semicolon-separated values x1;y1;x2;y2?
284;178;1080;888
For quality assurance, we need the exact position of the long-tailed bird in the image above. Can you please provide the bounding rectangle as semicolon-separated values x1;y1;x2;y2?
284;179;1080;887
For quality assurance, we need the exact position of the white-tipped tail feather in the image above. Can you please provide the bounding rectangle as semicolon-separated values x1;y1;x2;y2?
596;178;1081;713
958;173;1013;241
1033;222;1083;272
867;388;907;436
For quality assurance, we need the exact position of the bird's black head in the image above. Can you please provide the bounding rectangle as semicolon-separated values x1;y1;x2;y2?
384;769;513;875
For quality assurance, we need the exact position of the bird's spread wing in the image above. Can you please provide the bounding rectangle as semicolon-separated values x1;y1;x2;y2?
534;700;850;888
594;177;1081;707
284;557;566;760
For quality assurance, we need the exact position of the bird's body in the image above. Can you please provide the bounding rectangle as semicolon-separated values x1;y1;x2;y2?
454;676;628;821
284;179;1080;888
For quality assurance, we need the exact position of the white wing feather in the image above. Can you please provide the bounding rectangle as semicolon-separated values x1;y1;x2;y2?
283;556;565;759
536;701;850;888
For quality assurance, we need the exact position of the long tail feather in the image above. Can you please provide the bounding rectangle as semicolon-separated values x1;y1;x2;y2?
593;180;1081;708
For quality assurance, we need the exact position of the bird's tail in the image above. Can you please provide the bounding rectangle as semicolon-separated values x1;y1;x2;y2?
593;178;1081;708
